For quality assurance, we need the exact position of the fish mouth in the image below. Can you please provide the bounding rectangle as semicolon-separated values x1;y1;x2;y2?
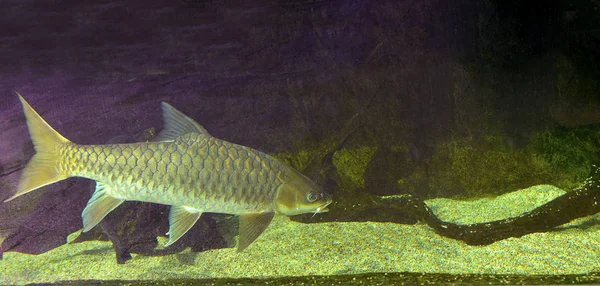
315;197;332;213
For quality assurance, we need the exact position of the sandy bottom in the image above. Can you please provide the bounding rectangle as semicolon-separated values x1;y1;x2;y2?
1;185;599;284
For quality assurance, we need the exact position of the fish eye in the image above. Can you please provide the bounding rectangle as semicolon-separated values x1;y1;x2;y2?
306;192;318;202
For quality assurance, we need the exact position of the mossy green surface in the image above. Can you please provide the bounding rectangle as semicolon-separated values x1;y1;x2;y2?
396;164;426;194
528;126;600;189
274;149;315;173
331;146;378;188
426;126;600;198
276;123;599;200
428;135;534;197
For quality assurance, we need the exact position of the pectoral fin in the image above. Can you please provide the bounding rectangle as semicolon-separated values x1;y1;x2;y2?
237;212;274;252
82;182;124;232
165;206;202;247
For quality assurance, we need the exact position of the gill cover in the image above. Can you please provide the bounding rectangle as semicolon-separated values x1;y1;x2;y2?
274;166;331;216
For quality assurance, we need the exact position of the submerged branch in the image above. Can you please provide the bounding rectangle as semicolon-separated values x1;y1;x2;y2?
307;163;600;246
428;165;600;245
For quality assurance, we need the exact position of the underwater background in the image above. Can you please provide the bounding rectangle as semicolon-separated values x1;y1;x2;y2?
1;0;600;284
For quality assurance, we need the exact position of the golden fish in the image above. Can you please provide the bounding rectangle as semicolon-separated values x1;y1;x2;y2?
6;93;332;252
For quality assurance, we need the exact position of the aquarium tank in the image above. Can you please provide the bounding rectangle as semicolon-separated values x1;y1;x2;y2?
1;0;600;285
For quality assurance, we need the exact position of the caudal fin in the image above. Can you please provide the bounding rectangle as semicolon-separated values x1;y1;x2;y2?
4;93;72;202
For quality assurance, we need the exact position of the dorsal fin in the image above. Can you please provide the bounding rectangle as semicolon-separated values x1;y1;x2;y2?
155;102;210;141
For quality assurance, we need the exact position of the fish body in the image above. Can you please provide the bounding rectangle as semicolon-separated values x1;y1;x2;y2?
61;134;282;214
5;94;332;251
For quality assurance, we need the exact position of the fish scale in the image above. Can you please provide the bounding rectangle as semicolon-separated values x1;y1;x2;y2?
8;94;332;252
60;134;283;214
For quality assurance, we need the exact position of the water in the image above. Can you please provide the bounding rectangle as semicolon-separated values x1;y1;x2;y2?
1;0;600;284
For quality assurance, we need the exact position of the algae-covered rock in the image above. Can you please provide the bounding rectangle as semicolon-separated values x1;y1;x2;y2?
363;144;424;196
426;127;600;198
332;146;377;189
427;134;536;198
528;126;600;189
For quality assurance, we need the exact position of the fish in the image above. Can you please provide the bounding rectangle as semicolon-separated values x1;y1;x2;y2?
5;93;332;252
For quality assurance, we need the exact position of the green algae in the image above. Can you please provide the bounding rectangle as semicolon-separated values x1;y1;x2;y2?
528;126;600;190
274;119;599;201
331;146;378;188
274;148;316;173
397;164;426;194
274;141;378;190
425;126;600;198
427;134;536;197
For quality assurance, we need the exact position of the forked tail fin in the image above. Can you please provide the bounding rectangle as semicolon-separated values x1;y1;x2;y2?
4;93;72;202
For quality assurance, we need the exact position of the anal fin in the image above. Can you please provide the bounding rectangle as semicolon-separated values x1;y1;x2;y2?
82;182;124;232
165;206;202;247
238;212;274;252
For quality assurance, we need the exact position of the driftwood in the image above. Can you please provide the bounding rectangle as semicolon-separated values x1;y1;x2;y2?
326;164;600;245
426;165;600;245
